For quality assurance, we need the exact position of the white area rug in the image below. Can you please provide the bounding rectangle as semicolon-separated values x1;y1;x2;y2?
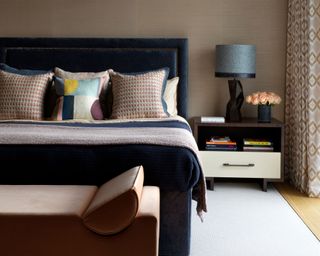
191;183;320;256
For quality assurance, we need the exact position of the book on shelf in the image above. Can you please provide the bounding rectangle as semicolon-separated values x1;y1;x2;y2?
206;144;237;149
205;145;237;151
243;138;273;146
206;136;236;145
243;138;274;151
208;136;231;142
201;116;225;123
205;147;237;151
205;136;237;151
206;141;236;145
243;146;274;152
243;144;273;148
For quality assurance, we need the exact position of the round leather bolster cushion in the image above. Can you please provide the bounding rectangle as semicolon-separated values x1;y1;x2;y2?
82;166;144;235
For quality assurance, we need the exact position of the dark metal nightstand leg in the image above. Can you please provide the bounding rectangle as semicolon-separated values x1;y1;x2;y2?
262;179;268;192
206;177;214;191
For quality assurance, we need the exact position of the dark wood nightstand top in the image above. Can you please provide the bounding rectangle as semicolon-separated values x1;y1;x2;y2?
193;117;283;128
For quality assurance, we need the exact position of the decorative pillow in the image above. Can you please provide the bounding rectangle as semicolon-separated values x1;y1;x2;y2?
163;77;179;116
0;70;53;120
52;76;107;120
54;67;111;117
83;166;145;235
0;63;55;118
0;63;51;75
54;67;110;80
110;68;169;119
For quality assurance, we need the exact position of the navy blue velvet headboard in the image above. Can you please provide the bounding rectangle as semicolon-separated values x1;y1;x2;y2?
0;38;188;118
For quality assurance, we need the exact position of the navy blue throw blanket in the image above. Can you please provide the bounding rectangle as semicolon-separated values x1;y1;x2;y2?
0;120;199;190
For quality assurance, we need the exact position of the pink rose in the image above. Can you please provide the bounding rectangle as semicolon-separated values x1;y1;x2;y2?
271;96;276;104
259;92;268;104
252;96;259;105
252;92;259;98
274;95;281;104
246;95;252;104
267;92;281;105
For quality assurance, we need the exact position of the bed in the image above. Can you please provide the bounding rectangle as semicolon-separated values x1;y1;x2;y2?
0;38;206;256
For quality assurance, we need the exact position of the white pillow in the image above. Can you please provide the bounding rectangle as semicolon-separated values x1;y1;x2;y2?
163;77;179;116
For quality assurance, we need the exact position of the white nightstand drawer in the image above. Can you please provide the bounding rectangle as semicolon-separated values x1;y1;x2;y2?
199;151;281;179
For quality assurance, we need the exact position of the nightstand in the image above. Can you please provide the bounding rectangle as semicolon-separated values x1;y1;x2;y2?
193;117;284;191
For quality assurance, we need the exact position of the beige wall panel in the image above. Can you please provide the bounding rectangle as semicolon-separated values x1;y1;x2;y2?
0;0;288;120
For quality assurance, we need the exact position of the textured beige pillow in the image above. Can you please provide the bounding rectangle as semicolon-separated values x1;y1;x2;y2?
163;77;179;116
110;69;169;119
0;70;53;120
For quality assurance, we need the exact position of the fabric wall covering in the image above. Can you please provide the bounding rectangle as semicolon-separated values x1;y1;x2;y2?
285;0;320;197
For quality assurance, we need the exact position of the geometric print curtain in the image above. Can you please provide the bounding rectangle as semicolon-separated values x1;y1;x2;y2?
285;0;320;197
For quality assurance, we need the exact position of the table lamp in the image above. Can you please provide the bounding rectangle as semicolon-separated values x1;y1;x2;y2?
215;44;256;122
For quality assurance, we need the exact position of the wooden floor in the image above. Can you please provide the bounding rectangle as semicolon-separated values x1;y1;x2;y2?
275;182;320;240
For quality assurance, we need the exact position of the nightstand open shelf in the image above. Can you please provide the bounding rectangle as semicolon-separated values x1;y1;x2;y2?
193;117;284;191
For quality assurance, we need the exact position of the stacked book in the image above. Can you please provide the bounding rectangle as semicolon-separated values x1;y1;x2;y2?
243;138;274;152
201;116;225;123
205;136;237;151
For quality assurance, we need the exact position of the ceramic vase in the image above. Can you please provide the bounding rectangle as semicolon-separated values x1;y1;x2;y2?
258;104;271;123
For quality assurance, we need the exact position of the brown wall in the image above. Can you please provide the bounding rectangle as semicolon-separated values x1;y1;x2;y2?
0;0;288;120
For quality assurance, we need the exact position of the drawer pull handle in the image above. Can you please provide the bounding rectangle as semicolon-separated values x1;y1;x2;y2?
223;163;255;167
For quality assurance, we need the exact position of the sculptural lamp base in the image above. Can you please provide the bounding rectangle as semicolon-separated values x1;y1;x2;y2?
225;79;244;122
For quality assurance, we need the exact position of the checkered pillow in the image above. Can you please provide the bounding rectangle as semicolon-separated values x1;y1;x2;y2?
110;69;169;119
52;76;107;120
0;70;53;120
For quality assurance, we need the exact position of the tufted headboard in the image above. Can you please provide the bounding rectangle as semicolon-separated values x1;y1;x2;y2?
0;38;188;118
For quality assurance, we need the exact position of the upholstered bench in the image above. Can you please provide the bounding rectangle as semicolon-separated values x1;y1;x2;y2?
0;166;159;256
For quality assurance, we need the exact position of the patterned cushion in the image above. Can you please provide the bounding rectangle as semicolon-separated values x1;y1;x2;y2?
163;77;179;116
54;67;111;117
52;76;107;120
0;70;53;120
110;69;169;119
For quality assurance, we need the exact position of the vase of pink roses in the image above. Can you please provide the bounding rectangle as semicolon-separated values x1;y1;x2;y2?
245;92;281;123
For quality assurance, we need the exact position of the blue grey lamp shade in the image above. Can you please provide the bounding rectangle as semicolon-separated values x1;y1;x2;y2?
215;44;256;122
215;44;256;78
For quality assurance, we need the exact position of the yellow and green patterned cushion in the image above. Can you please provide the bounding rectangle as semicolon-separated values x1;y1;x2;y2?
52;76;107;120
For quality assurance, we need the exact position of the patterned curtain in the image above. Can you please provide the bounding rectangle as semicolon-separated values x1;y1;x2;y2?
285;0;320;197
